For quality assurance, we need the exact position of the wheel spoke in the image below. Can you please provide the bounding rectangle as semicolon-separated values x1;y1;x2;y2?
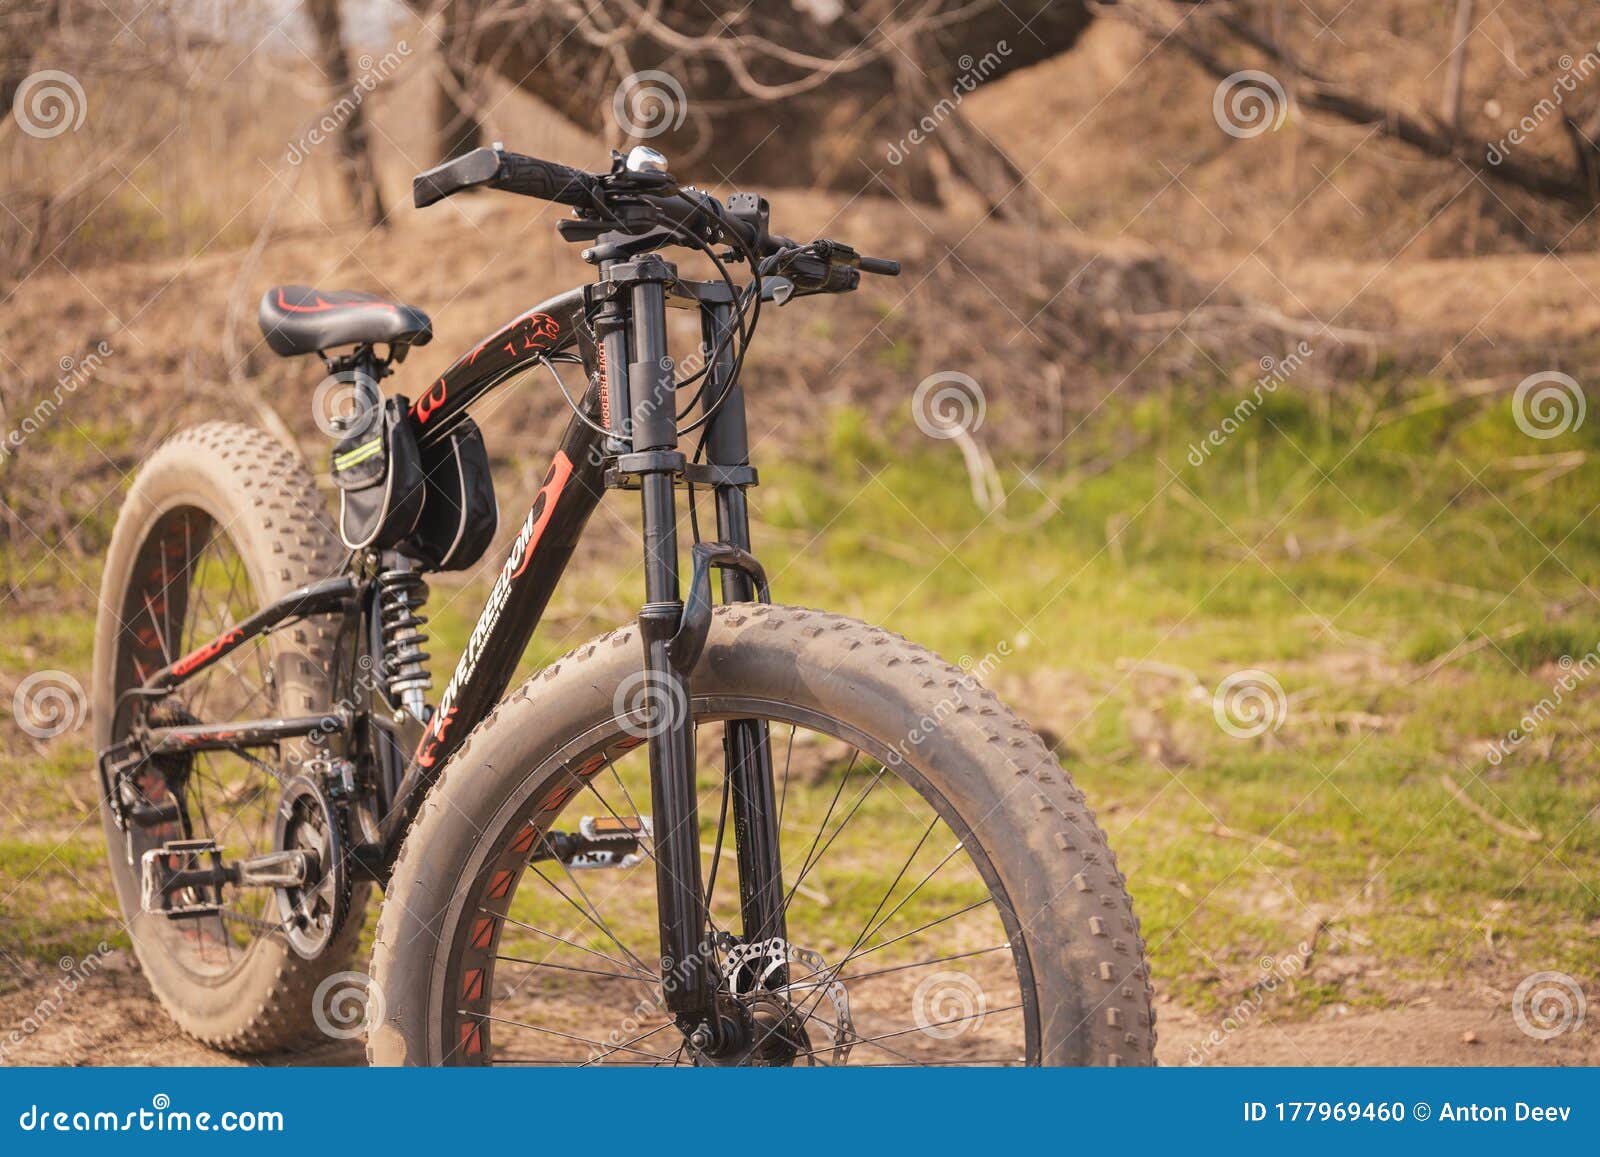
495;913;654;981
469;1011;673;1061
527;864;655;979
494;954;646;983
458;712;1030;1067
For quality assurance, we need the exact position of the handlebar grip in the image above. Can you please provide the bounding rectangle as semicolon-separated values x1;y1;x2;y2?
493;152;599;209
859;256;900;276
412;147;502;208
413;147;599;210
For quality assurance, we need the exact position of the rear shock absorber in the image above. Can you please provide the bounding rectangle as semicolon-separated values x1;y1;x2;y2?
377;564;431;721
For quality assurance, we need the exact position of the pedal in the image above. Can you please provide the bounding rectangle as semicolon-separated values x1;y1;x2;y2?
535;815;651;869
140;839;228;920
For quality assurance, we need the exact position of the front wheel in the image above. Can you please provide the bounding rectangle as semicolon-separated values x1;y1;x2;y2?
371;606;1154;1066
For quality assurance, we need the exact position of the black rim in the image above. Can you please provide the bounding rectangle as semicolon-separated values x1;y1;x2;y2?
434;700;1038;1067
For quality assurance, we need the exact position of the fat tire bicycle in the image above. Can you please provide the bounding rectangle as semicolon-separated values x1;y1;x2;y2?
92;145;1154;1065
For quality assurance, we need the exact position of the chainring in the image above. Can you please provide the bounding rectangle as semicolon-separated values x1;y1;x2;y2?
272;775;351;960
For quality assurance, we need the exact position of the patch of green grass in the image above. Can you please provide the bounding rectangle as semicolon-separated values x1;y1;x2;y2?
731;386;1600;1014
4;380;1596;1029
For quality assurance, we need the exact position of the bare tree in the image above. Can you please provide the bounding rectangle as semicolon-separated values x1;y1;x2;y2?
1109;0;1600;215
0;0;61;111
432;0;483;161
407;0;1097;219
304;0;386;227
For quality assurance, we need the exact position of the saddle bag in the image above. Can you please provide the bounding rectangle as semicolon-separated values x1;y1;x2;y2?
330;396;498;571
403;417;498;571
332;396;426;552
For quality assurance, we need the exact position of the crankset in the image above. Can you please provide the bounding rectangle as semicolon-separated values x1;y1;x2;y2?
273;775;352;959
137;775;352;959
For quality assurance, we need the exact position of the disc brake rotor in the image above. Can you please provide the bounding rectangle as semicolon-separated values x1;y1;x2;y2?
722;937;854;1065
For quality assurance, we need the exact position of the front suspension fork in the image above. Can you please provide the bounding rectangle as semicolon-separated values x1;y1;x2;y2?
702;302;788;966
622;270;788;1042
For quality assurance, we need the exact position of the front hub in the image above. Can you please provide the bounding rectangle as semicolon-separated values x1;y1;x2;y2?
692;937;853;1066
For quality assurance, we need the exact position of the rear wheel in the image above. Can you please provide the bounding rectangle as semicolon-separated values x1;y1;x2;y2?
92;422;366;1052
371;606;1154;1066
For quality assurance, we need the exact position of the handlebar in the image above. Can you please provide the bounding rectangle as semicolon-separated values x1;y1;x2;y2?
412;146;900;284
413;147;599;210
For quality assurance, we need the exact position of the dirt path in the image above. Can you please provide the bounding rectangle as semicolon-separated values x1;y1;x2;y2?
2;951;1592;1067
1153;996;1598;1067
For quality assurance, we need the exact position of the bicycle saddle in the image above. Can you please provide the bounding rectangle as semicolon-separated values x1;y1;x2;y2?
258;285;433;357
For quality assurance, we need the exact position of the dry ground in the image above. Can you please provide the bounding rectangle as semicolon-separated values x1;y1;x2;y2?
3;949;1594;1067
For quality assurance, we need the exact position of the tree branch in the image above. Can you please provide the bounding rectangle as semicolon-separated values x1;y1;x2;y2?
1109;0;1599;212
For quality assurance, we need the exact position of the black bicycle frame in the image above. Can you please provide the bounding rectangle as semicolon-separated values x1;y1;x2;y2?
131;257;787;1037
